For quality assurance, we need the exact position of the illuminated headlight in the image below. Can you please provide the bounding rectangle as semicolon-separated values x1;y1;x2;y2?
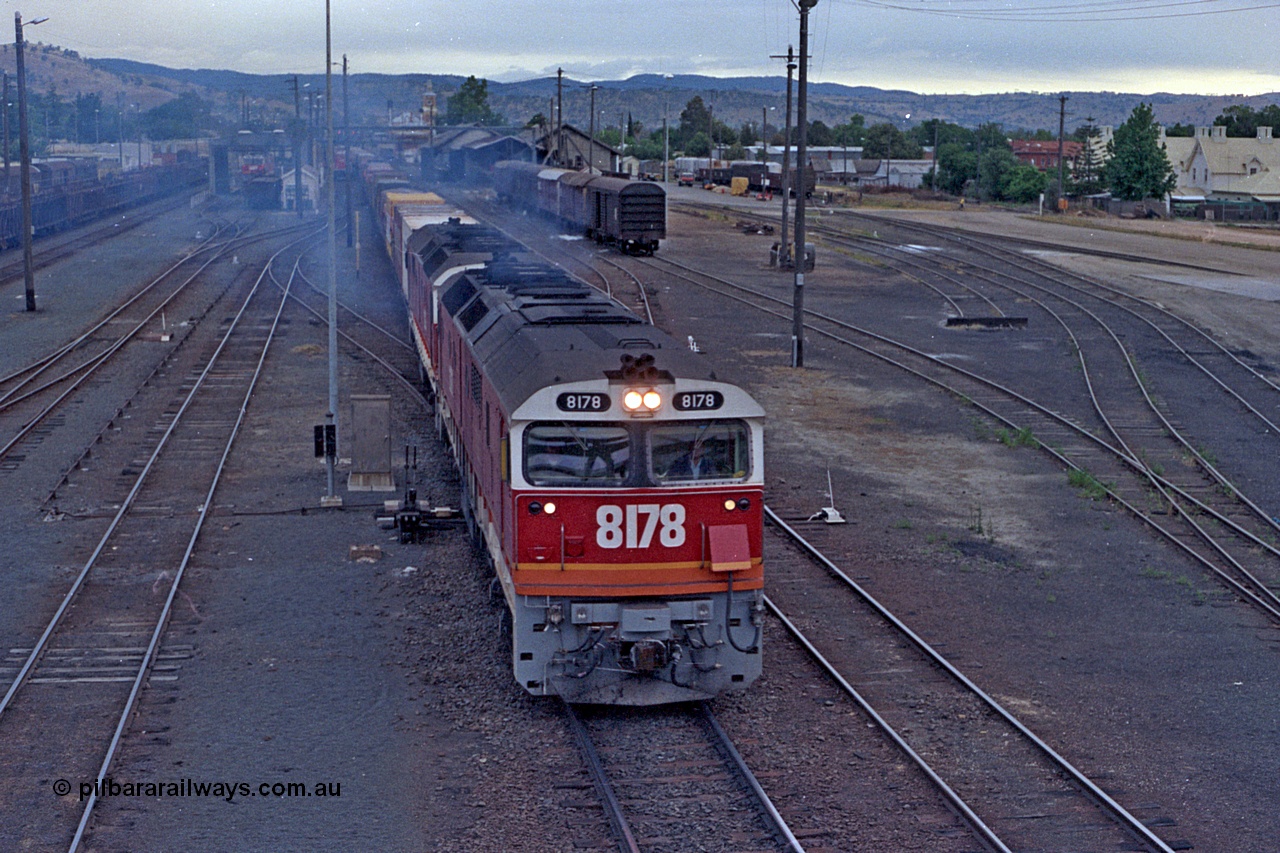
724;499;737;511
623;388;662;412
543;501;556;515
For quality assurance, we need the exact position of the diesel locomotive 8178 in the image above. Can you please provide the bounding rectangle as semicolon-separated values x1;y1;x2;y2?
378;177;764;704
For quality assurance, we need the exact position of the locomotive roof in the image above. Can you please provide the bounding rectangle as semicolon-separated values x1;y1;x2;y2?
421;223;717;413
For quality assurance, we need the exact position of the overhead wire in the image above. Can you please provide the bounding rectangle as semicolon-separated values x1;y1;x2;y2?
826;0;1280;21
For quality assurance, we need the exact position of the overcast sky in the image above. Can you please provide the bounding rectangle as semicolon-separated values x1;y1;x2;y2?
18;0;1280;96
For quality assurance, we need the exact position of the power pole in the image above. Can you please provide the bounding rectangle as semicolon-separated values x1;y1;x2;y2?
556;68;563;166
588;84;597;173
2;72;9;196
344;55;353;246
324;0;340;505
16;12;44;313
792;1;818;368
770;46;796;266
1057;94;1068;211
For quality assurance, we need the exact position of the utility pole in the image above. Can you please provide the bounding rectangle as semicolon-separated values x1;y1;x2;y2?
1057;94;1068;212
771;46;796;266
291;75;303;218
16;12;45;313
931;122;939;190
792;2;818;368
556;68;563;166
344;55;352;246
324;0;340;505
2;72;9;196
587;84;597;173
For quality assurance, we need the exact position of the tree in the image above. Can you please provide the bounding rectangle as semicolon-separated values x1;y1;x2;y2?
976;147;1019;200
1002;163;1049;203
677;96;711;146
684;130;710;157
1104;102;1176;201
1071;120;1105;196
833;114;867;147
445;76;503;126
863;123;923;159
144;93;211;139
935;143;976;195
807;120;833;147
1213;103;1280;137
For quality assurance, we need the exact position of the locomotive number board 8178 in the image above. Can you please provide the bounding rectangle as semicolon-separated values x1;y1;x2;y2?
556;392;611;412
672;391;724;411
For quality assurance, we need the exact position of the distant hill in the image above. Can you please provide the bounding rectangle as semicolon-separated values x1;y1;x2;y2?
10;51;1277;137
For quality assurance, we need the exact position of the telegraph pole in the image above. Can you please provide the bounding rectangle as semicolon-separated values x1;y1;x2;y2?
770;46;796;266
344;55;352;246
791;2;818;368
1057;94;1068;211
324;0;340;504
556;68;563;166
16;12;45;313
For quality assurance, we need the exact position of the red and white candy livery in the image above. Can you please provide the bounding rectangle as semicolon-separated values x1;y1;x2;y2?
396;208;765;705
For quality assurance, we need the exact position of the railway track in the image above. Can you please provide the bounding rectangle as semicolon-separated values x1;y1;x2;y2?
762;507;1181;852
0;231;316;853
631;241;1280;625
563;700;802;853
0;218;325;477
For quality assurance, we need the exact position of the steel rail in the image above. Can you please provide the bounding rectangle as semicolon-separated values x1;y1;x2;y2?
765;507;1176;853
650;252;1280;617
0;228;323;724
697;702;806;853
66;243;313;852
561;701;641;853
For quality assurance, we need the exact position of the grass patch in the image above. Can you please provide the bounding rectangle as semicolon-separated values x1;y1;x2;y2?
996;426;1040;449
1067;469;1112;501
892;519;914;530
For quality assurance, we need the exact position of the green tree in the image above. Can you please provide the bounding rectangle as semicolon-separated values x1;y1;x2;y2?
677;96;711;146
976;147;1019;200
1165;122;1195;137
144;93;212;139
833;114;867;147
684;130;710;157
807;120;833;147
1213;103;1280;137
1001;163;1049;203
1071;120;1105;195
445;76;503;126
1104;102;1176;201
863;123;923;159
935;143;976;195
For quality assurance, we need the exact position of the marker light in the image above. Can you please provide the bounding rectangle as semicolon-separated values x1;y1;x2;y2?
543;502;556;515
724;499;737;511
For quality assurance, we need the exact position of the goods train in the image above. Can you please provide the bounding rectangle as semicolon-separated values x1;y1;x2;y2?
492;160;665;255
0;159;206;247
366;161;764;704
0;161;207;249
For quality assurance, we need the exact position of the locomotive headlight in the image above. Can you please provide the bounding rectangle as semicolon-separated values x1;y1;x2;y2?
622;388;663;412
543;501;556;515
724;499;737;511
